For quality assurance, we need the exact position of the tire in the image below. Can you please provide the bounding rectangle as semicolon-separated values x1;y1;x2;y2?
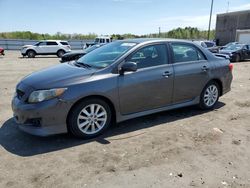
199;81;220;110
57;50;65;58
68;98;112;139
235;54;240;62
27;50;36;58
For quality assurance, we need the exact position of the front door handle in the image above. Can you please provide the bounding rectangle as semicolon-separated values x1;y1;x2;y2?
201;66;209;72
162;71;172;78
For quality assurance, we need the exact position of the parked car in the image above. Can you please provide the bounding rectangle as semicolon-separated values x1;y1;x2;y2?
12;39;233;138
60;44;105;63
21;40;71;58
193;40;219;53
219;43;250;62
220;42;240;50
0;47;4;55
85;36;112;48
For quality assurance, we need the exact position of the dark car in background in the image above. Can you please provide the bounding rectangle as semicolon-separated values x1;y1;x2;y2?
60;44;105;63
219;43;250;62
12;39;233;139
0;47;4;56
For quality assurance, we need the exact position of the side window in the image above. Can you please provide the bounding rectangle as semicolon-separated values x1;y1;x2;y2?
171;43;206;63
38;42;47;46
127;44;168;69
47;42;58;45
205;42;214;48
60;42;69;45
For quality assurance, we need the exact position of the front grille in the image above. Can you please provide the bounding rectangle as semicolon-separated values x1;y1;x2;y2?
16;89;25;99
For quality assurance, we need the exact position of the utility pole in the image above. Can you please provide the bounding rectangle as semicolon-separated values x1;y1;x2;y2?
227;1;230;13
159;27;161;37
207;0;214;40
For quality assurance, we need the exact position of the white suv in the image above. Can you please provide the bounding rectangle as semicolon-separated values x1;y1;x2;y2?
21;40;71;58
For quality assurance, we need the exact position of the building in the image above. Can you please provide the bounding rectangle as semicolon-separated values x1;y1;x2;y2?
215;10;250;45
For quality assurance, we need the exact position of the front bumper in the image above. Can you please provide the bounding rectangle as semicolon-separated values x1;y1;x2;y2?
11;97;69;136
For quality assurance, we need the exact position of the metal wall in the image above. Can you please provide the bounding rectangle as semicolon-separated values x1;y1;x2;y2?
0;39;94;50
215;10;250;45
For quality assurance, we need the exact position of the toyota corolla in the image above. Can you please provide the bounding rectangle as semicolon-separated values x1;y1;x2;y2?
12;39;233;138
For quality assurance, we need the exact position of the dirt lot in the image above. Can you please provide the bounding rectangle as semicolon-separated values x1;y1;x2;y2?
0;51;250;188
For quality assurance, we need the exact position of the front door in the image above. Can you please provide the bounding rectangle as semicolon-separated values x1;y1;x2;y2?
118;44;174;115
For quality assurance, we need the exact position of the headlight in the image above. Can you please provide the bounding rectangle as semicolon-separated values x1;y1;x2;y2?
28;88;67;103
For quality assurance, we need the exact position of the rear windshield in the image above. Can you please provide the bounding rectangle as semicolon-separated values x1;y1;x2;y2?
60;42;69;45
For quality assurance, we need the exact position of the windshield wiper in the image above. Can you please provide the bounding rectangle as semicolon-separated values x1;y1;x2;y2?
74;61;92;69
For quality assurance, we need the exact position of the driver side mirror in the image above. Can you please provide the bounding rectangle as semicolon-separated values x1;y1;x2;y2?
120;62;137;74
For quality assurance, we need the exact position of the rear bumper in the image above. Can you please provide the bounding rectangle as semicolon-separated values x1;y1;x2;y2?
11;97;69;136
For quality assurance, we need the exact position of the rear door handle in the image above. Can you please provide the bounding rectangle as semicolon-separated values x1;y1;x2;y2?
162;71;172;78
201;66;209;72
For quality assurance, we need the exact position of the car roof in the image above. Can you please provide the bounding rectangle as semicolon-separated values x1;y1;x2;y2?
120;38;196;45
39;40;68;42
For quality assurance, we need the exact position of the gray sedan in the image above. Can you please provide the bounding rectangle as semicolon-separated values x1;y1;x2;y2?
12;39;233;138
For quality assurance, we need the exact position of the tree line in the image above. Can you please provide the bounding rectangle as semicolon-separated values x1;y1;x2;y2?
0;27;215;40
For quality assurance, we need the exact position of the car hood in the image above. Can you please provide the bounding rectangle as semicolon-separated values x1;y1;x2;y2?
22;45;34;48
64;50;86;56
20;62;96;89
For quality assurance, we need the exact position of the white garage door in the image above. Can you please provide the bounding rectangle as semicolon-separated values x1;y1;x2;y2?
238;33;250;44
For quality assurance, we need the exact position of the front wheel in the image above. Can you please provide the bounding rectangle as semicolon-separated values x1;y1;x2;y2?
68;98;112;139
235;54;241;62
27;50;36;58
199;82;220;110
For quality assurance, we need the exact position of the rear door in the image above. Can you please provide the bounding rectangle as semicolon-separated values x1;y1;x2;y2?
169;42;212;103
46;41;59;53
118;43;174;115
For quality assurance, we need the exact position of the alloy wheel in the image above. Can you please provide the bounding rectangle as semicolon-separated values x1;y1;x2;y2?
77;104;107;135
203;85;218;107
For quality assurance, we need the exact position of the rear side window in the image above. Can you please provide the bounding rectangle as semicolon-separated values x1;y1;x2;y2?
60;42;69;45
171;43;206;63
205;42;214;48
127;44;168;69
47;42;58;45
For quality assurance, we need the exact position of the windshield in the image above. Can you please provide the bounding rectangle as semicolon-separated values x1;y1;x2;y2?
77;41;137;68
224;44;243;50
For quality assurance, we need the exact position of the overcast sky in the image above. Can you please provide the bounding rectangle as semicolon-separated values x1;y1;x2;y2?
0;0;250;35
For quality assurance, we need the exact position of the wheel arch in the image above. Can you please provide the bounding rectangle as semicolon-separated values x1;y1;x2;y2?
66;95;117;131
57;49;66;53
206;78;223;96
26;49;36;54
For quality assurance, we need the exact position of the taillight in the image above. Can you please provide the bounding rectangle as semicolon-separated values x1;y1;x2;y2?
67;45;71;49
229;63;233;71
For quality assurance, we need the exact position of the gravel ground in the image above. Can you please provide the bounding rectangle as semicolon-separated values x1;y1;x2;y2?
0;51;250;188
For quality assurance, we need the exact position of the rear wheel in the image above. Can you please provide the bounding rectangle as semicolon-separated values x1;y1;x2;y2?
27;50;36;58
68;98;112;139
199;81;220;110
57;50;65;58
